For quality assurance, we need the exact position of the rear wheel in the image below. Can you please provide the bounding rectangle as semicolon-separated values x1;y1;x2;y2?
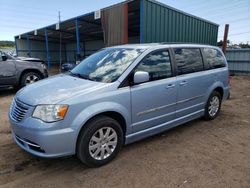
204;91;222;120
20;72;41;87
77;116;124;167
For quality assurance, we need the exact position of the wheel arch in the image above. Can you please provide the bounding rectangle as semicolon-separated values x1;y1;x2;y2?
213;87;224;99
81;111;127;135
18;69;44;85
205;81;225;103
75;111;127;153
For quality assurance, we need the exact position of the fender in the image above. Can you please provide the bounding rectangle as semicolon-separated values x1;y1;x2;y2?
204;81;225;104
15;60;46;84
71;101;131;149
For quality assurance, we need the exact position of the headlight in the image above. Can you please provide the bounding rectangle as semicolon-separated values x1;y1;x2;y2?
32;104;68;122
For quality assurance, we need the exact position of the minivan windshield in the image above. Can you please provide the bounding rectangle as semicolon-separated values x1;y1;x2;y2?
70;48;144;83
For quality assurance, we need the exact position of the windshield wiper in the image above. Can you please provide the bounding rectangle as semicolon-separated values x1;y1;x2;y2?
69;71;94;81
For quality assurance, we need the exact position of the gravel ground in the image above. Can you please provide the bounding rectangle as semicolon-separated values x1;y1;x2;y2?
0;76;250;188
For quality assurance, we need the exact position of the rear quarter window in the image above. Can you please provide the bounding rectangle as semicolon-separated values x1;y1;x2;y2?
203;48;226;69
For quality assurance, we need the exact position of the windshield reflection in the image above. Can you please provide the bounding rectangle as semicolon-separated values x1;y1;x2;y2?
71;48;144;83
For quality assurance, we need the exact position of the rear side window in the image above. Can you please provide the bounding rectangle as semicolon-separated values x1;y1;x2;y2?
174;48;204;75
134;49;172;82
203;48;226;69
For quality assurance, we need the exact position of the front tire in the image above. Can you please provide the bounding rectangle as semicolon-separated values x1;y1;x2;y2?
77;116;124;167
204;91;222;120
20;72;41;88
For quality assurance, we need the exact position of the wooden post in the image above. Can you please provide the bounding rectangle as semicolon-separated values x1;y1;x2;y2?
222;24;229;54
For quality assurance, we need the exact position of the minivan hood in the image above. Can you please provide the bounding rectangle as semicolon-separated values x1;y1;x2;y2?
16;74;107;105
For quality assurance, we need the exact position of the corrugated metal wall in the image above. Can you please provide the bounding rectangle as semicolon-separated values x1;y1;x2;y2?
65;40;104;63
102;3;128;46
140;0;218;45
16;38;104;66
16;39;66;65
226;49;250;75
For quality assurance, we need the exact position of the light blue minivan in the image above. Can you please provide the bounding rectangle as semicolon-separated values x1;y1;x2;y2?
9;44;230;167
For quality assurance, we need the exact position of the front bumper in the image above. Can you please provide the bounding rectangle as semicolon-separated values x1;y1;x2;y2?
9;114;76;158
43;67;49;78
44;69;48;78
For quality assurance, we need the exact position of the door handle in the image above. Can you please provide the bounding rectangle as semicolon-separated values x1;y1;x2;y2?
165;84;175;89
179;81;188;86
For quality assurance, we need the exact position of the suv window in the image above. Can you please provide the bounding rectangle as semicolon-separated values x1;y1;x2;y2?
203;48;226;69
174;48;203;75
134;49;172;82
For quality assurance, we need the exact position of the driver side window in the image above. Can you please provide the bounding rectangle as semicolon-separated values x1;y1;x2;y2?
134;49;172;82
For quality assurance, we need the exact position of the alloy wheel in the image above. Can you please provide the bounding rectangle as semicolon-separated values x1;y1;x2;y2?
25;75;39;85
88;127;118;160
208;96;220;117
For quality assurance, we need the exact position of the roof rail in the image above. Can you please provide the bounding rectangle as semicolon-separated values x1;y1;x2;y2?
159;42;205;45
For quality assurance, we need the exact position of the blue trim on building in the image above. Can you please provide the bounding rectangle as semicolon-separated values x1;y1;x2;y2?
44;28;51;69
140;0;143;43
26;34;31;57
75;18;80;55
15;12;93;38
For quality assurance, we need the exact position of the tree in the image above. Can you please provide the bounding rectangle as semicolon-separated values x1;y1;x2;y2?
239;42;250;48
217;40;230;47
0;41;15;48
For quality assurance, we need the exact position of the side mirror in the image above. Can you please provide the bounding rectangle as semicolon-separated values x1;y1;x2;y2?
133;71;149;84
2;55;7;61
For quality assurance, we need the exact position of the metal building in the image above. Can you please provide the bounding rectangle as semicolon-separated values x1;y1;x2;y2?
15;0;219;68
226;48;250;75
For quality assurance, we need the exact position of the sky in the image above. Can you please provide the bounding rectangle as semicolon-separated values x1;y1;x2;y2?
0;0;249;44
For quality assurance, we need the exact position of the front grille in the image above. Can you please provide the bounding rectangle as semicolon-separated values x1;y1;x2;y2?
11;100;29;122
